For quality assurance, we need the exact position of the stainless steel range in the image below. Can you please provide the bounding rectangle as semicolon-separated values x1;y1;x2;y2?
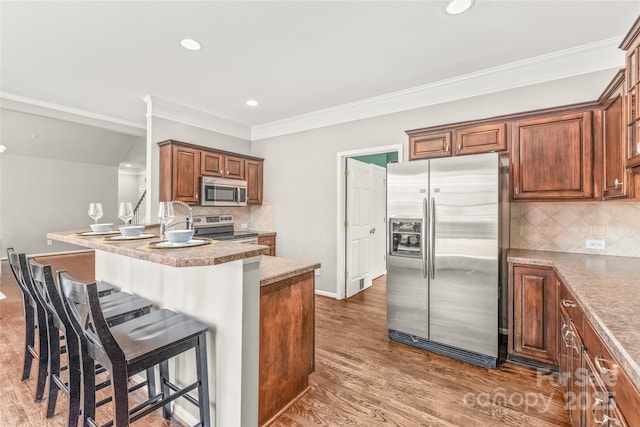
192;215;259;244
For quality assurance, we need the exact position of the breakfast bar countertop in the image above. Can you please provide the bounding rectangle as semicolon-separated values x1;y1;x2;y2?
508;249;640;392
259;255;320;287
48;229;270;268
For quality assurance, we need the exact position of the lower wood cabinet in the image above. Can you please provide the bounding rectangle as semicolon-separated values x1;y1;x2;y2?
508;264;558;367
259;271;314;425
258;234;276;256
558;278;638;427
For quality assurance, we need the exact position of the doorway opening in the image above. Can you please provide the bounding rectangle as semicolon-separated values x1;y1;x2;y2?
335;144;403;300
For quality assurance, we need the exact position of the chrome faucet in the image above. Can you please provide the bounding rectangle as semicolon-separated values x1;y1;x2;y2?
159;200;194;235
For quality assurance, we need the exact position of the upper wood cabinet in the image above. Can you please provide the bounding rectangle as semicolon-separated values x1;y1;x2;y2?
454;122;508;156
508;264;558;367
201;151;224;177
408;130;451;160
159;143;200;203
599;70;630;200
511;111;593;200
158;140;264;205
408;121;509;160
246;159;264;205
225;155;246;180
621;16;640;167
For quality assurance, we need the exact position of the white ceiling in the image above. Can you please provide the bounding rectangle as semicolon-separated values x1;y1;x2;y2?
1;1;639;141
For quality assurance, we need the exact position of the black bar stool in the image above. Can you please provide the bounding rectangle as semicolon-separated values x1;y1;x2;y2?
59;271;211;427
27;258;156;426
7;248;48;402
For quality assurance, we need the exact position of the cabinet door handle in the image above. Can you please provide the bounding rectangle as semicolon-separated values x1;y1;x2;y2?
561;299;577;308
614;178;621;189
458;143;462;152
445;144;449;152
594;356;612;375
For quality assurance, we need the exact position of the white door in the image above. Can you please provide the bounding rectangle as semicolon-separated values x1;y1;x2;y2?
370;164;387;279
345;158;387;298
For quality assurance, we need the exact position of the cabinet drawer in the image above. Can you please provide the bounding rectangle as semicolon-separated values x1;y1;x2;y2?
259;237;274;245
583;320;640;427
558;280;583;337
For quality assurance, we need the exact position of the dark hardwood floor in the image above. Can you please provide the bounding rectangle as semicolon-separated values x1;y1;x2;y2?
0;253;570;426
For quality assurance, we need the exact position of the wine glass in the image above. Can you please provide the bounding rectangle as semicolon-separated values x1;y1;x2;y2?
118;202;134;225
158;202;175;235
88;202;103;224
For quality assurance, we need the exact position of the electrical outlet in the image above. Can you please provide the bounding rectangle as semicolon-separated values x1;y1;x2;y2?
240;223;248;229
315;268;321;276
585;239;605;250
47;239;53;246
591;225;606;236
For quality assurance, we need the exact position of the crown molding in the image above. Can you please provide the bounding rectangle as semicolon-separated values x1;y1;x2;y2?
251;37;625;141
143;95;251;141
0;93;146;137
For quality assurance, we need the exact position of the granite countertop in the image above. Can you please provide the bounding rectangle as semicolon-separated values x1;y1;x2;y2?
251;230;276;237
48;229;270;268
508;249;640;392
260;255;320;287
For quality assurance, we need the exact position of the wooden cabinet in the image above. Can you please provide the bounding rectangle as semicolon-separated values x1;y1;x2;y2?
225;155;246;180
158;140;264;205
408;130;451;160
621;16;640;167
508;264;558;367
454;122;508;156
599;70;630;200
259;271;314;425
512;111;593;200
408;121;509;160
557;278;639;427
159;143;200;203
258;234;276;256
200;151;224;177
246;159;264;205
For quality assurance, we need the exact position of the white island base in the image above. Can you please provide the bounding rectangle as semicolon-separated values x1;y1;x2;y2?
95;250;261;427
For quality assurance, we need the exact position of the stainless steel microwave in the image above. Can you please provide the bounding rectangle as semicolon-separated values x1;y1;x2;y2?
200;177;247;207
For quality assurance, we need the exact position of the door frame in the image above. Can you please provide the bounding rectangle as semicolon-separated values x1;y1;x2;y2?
335;144;404;300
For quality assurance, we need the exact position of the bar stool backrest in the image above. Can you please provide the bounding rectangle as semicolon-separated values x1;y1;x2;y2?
28;260;65;332
58;273;125;368
7;248;36;308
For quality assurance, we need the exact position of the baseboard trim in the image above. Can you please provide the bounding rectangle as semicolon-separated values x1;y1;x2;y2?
315;289;338;299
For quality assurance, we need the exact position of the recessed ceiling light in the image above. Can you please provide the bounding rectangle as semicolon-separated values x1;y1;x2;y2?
0;145;6;153
446;0;474;15
245;99;259;107
180;38;202;51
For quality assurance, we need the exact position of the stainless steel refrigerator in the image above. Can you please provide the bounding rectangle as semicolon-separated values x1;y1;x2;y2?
386;152;506;369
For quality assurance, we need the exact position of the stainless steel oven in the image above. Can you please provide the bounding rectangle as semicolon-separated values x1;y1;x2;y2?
200;177;247;207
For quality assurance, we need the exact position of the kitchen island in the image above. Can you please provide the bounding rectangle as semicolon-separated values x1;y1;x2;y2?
48;229;319;427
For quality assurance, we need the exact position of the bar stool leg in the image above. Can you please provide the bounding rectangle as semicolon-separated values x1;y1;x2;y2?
21;308;35;381
112;365;131;427
35;318;48;402
81;351;96;426
196;332;211;427
146;367;156;398
46;327;60;418
160;360;171;420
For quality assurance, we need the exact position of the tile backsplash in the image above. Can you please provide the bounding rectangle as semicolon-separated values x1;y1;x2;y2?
172;201;275;231
510;202;640;257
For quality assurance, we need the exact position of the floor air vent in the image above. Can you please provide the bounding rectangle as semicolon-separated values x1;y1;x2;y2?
388;329;497;369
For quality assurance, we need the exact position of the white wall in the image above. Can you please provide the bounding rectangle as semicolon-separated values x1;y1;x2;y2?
118;169;145;206
1;154;118;255
251;68;620;295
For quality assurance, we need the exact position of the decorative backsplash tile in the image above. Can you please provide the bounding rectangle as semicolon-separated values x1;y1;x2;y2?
510;202;640;257
172;203;274;231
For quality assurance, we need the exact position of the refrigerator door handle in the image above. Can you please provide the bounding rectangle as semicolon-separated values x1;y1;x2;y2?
422;197;428;278
430;197;436;280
